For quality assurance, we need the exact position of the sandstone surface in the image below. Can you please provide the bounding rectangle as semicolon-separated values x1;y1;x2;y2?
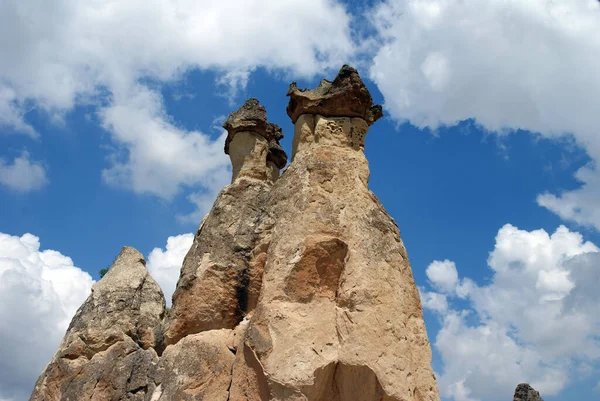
29;247;166;401
30;67;441;401
148;330;235;401
228;65;440;401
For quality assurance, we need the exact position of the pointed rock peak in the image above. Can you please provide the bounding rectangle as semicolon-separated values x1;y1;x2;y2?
224;98;286;159
82;245;165;349
99;246;147;283
286;64;383;125
116;246;145;265
514;383;544;401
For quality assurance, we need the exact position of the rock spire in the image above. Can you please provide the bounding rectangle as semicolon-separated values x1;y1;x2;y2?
30;66;440;401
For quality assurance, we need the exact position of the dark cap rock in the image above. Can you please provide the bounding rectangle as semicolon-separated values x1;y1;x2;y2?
286;65;383;125
223;98;287;169
223;98;269;155
223;98;287;168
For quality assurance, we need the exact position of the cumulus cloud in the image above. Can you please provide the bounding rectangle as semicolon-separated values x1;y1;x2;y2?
419;289;448;313
426;259;458;293
0;0;355;207
421;224;600;401
0;232;94;401
0;151;48;192
368;0;600;230
147;233;194;306
99;86;231;199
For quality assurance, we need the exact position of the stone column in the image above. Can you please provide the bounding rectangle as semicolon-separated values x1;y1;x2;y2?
147;99;287;401
230;66;440;401
164;98;287;346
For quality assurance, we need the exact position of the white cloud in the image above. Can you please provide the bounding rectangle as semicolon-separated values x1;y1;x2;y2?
420;289;448;313
422;224;600;401
0;151;48;192
0;87;37;136
426;259;458;293
99;85;231;199
537;164;600;230
0;0;354;206
147;233;194;306
0;232;94;401
368;0;600;230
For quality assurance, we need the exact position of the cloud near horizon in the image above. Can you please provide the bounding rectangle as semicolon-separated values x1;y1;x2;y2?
421;224;600;401
0;232;94;401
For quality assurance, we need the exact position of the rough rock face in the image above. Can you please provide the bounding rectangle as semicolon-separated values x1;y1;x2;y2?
514;384;544;401
228;65;440;400
30;67;440;401
150;330;235;401
29;247;166;401
286;64;383;126
163;98;286;346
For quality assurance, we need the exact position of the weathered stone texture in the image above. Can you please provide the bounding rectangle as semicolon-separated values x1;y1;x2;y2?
228;66;440;401
29;247;166;401
286;64;383;125
149;330;235;401
514;383;544;401
30;67;440;401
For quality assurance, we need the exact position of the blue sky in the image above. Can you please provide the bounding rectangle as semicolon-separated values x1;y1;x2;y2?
1;1;600;401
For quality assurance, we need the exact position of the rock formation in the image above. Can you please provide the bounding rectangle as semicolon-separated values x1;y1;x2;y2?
513;384;544;401
30;66;440;401
227;65;439;401
164;98;285;346
30;247;166;400
151;98;286;400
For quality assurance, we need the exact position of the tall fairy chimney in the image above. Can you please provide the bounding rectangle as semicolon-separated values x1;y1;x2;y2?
227;65;441;401
164;98;287;346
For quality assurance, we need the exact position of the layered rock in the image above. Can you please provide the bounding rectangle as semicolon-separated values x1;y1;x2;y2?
513;384;544;401
30;247;166;401
163;98;286;346
228;65;440;400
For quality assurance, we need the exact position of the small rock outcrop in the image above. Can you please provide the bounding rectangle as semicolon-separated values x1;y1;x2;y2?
30;247;166;401
30;67;440;401
514;383;544;401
